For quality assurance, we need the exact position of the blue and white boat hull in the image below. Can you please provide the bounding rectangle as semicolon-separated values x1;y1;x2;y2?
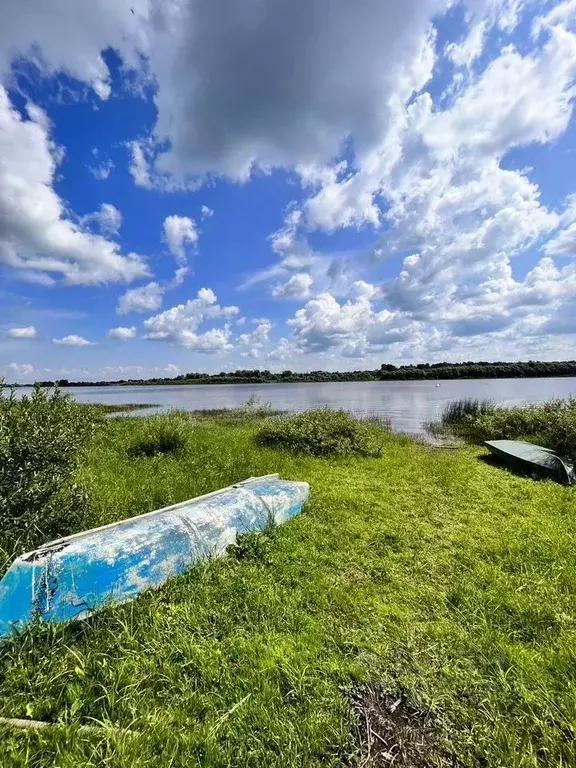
0;474;309;637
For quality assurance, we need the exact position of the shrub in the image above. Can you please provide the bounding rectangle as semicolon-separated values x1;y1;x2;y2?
0;384;101;556
256;409;381;458
126;418;187;458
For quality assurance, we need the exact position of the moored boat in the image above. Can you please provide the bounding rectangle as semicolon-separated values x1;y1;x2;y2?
484;440;574;485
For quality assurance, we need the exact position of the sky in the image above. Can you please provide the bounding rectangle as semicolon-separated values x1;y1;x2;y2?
1;0;576;382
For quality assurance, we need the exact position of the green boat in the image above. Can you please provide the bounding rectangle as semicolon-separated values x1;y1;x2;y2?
484;440;575;485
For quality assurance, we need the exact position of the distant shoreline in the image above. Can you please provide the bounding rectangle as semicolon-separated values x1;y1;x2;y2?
11;359;576;387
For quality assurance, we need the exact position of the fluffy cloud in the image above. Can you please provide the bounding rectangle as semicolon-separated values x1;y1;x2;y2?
163;214;198;260
162;214;199;286
288;293;415;356
0;88;148;285
201;205;214;218
304;17;576;234
117;282;164;315
272;273;313;299
7;326;37;339
81;203;122;236
143;287;238;351
53;335;95;347
128;140;153;188
238;319;272;357
108;326;136;340
350;281;379;300
266;337;298;362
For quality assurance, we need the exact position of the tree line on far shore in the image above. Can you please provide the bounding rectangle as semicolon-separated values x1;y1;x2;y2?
23;359;576;388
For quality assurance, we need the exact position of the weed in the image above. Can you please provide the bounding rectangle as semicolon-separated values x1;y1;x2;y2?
227;529;276;564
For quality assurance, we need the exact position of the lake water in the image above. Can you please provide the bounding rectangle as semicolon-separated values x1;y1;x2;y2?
62;377;576;435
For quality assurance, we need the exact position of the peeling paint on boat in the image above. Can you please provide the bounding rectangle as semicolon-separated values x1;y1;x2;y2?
0;474;309;638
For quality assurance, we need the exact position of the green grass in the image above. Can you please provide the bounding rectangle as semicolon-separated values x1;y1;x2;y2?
1;411;576;766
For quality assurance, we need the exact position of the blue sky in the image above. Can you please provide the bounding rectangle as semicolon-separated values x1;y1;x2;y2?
1;0;576;382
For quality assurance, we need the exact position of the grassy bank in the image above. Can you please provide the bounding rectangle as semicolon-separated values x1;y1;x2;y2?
1;410;576;766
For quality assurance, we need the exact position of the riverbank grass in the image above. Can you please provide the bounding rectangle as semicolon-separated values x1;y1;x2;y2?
1;410;576;766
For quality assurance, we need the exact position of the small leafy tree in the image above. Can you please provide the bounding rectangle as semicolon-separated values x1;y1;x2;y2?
0;383;101;556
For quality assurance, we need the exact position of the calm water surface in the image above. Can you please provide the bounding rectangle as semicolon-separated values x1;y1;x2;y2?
62;377;576;435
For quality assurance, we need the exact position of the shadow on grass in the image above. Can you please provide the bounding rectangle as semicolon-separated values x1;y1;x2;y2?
478;453;550;484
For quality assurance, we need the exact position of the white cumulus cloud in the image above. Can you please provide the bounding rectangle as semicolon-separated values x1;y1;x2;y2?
272;273;313;299
117;282;164;315
108;326;136;340
143;287;238;352
0;87;148;285
238;319;272;357
53;335;96;347
288;293;415;356
0;0;149;99
7;326;37;339
163;214;198;279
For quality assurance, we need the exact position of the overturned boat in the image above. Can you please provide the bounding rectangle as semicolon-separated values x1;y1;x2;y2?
0;474;309;638
485;440;574;485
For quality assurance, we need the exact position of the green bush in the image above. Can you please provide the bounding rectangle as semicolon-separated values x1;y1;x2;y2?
0;384;101;556
256;409;382;457
126;418;187;458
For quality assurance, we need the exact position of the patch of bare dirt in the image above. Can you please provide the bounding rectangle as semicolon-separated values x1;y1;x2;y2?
348;685;455;767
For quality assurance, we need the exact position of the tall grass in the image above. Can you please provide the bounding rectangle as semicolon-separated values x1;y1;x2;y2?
440;398;494;424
